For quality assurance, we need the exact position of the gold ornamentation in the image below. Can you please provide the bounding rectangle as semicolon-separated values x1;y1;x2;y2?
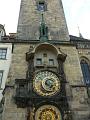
33;71;60;96
35;105;61;120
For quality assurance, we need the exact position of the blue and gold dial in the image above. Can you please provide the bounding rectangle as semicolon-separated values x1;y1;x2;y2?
33;71;60;96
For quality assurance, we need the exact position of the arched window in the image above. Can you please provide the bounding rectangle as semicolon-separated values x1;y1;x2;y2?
80;59;90;85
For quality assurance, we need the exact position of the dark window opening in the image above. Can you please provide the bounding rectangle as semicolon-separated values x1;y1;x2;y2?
19;84;24;88
37;2;46;11
0;48;7;59
49;59;54;66
80;59;90;85
36;58;42;65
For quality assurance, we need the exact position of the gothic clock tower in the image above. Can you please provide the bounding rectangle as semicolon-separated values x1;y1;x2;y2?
17;0;69;41
15;0;70;119
2;0;78;120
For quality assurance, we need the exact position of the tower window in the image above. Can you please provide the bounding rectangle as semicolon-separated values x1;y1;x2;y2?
0;71;3;88
37;2;46;11
0;48;7;59
49;59;54;66
80;59;90;85
36;58;42;65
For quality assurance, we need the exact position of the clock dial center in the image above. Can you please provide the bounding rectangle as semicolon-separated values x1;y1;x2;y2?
45;79;53;88
42;77;55;92
33;71;60;96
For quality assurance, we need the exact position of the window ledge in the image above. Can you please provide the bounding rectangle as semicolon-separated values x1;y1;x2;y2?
35;65;57;68
0;58;7;60
47;65;57;68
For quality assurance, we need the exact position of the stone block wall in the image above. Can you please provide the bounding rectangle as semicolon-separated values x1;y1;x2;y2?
2;87;27;120
2;43;90;120
78;48;90;62
2;44;31;120
59;45;83;85
17;0;69;41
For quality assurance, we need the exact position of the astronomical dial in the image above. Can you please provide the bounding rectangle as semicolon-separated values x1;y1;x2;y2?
35;105;61;120
33;71;60;96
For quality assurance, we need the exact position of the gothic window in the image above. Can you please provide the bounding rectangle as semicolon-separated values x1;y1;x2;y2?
37;1;47;11
80;59;90;85
49;59;54;66
36;58;42;65
0;48;7;59
0;71;3;88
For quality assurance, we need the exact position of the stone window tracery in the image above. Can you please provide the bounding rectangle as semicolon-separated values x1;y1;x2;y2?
80;59;90;85
80;58;90;98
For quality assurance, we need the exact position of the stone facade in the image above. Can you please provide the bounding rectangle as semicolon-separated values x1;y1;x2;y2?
1;42;90;120
0;0;90;120
0;43;12;120
17;0;69;41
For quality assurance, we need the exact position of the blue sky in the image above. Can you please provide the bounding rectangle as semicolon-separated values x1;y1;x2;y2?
0;0;90;39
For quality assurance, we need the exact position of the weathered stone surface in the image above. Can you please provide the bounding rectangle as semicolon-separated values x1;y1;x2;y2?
59;46;83;85
3;43;90;120
2;0;90;119
2;87;27;120
17;0;69;41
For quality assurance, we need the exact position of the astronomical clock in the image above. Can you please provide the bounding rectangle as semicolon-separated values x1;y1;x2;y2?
15;43;70;120
33;70;60;96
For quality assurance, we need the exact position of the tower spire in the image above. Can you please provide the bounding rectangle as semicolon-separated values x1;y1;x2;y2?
78;26;83;38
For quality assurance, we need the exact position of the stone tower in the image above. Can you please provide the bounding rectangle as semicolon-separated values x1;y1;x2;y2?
1;0;90;120
17;0;69;41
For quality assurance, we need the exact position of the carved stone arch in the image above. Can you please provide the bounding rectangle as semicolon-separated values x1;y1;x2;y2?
26;42;67;62
33;42;59;54
80;56;90;65
80;56;90;98
33;42;67;61
80;56;90;85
